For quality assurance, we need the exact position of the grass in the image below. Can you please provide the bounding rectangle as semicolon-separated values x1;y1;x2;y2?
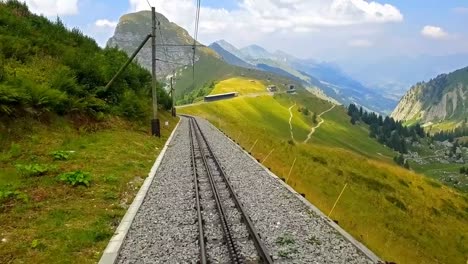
179;91;468;264
0;112;178;263
210;77;268;96
426;121;463;133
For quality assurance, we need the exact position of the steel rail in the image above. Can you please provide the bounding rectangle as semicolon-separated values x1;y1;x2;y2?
190;118;244;263
190;116;274;264
188;120;208;264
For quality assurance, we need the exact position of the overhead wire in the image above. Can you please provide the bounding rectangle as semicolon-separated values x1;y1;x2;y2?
192;0;201;82
145;0;203;86
156;58;190;67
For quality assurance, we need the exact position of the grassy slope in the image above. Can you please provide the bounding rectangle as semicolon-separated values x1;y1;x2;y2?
210;77;267;95
174;53;304;101
0;112;178;263
179;91;468;264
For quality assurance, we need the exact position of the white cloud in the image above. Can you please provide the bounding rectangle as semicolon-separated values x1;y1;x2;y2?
348;39;373;47
23;0;79;16
421;25;448;39
95;19;117;28
129;0;403;36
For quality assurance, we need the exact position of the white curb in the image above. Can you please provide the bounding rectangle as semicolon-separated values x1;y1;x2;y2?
99;120;181;264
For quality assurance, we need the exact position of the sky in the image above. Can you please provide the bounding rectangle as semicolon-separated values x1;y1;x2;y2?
18;0;468;62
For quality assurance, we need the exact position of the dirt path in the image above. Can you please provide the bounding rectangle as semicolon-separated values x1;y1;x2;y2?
303;105;336;143
288;103;297;141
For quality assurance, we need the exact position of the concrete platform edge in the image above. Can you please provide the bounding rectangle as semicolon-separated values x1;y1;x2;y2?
98;120;181;264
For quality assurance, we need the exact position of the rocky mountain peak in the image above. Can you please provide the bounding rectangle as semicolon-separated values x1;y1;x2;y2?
107;11;214;79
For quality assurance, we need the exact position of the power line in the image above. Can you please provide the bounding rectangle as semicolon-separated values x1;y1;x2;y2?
192;0;201;81
158;44;205;47
146;0;153;8
155;58;189;67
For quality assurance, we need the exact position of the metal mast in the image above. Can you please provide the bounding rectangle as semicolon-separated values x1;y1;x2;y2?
151;6;160;137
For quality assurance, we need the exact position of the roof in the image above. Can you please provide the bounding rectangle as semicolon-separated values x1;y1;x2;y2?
204;92;238;98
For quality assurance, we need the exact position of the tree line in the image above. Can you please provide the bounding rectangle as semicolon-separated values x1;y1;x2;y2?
432;123;468;143
0;0;171;122
347;104;426;154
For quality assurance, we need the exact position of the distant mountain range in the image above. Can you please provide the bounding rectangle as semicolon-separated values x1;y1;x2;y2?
210;40;398;114
392;66;468;126
339;54;468;98
107;12;460;115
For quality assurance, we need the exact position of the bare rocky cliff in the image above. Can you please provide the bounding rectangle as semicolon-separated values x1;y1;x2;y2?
391;67;468;125
107;11;216;79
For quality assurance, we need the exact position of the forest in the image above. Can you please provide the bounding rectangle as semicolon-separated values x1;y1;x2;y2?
0;0;171;122
347;104;426;153
433;123;468;143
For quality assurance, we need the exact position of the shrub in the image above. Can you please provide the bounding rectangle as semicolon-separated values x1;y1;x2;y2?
0;83;22;115
50;150;70;161
59;171;91;187
117;90;148;119
20;79;67;114
15;163;49;177
385;195;407;212
0;189;28;203
276;234;295;246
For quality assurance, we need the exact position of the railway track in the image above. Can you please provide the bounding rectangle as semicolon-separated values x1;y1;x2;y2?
187;116;273;264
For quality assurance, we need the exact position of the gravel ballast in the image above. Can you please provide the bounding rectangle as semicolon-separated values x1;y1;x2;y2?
195;117;377;263
114;116;379;263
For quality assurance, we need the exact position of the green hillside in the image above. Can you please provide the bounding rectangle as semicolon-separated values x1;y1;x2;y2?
174;52;305;104
392;66;468;128
179;87;468;264
0;1;171;120
0;2;177;263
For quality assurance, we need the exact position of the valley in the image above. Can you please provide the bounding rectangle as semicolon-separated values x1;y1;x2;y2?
1;1;468;264
178;81;467;264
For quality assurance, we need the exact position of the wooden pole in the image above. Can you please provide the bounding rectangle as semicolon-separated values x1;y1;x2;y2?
262;149;275;163
328;183;348;218
249;139;259;152
286;157;297;183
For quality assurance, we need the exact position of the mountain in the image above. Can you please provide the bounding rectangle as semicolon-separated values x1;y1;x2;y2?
214;39;246;59
107;10;217;78
339;54;468;97
211;40;397;114
208;42;253;68
292;60;398;114
391;66;468;126
107;14;310;102
240;44;277;60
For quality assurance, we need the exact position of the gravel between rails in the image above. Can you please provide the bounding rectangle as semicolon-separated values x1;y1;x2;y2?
115;116;377;263
195;117;376;264
117;119;198;264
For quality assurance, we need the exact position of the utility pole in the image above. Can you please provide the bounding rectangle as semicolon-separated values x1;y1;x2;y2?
170;76;176;117
104;34;151;91
151;6;160;137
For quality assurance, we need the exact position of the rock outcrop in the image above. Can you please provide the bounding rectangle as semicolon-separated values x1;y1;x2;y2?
107;11;216;79
391;67;468;125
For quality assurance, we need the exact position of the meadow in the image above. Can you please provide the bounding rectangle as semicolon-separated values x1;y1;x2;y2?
0;112;178;263
179;85;468;264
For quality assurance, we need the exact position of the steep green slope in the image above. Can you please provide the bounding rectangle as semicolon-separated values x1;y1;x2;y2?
173;53;305;104
392;66;468;128
0;2;178;263
179;89;468;264
0;1;171;120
